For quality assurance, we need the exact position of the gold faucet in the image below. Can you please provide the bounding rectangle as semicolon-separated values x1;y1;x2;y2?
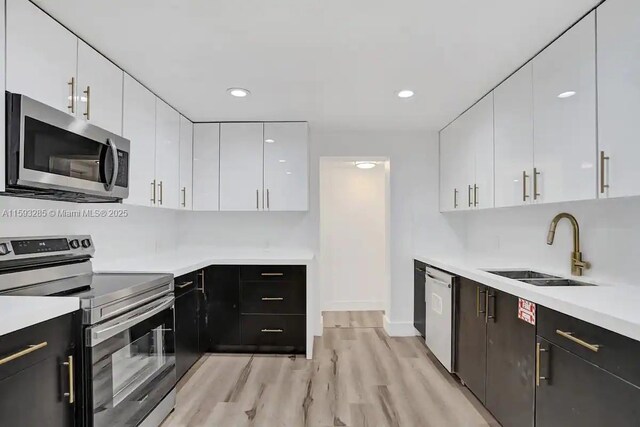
547;213;590;276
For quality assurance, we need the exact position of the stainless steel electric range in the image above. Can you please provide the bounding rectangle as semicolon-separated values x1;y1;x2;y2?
0;235;176;427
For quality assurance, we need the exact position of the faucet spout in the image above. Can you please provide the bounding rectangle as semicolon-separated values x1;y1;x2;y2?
546;213;589;276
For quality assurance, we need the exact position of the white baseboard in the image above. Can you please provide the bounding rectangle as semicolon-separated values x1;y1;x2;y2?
383;314;420;337
323;300;385;312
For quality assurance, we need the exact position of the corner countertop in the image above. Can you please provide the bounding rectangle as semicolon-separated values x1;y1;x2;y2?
0;296;80;337
93;247;315;277
415;255;640;343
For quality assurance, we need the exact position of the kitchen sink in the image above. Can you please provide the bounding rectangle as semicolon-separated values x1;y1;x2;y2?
519;278;594;287
486;270;560;280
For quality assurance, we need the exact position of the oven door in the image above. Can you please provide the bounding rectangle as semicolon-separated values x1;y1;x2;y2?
6;92;130;199
85;295;175;427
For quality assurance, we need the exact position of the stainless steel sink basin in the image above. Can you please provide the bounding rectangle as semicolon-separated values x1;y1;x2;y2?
486;270;560;280
519;279;594;287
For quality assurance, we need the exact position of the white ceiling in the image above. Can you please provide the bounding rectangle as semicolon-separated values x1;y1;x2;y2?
33;0;600;131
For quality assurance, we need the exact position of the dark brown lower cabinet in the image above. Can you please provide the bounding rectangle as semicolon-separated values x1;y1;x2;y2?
456;277;487;403
536;337;640;427
486;290;535;427
205;265;242;349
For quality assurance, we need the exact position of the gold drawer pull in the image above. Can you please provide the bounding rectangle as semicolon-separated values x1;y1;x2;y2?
261;273;284;277
0;341;48;366
176;281;194;289
536;342;548;386
261;297;284;301
63;355;74;404
556;330;601;352
261;329;283;333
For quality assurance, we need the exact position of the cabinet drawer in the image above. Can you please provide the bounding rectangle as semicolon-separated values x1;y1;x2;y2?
0;312;77;381
241;281;305;314
174;270;199;297
240;265;306;283
538;306;640;386
240;314;305;347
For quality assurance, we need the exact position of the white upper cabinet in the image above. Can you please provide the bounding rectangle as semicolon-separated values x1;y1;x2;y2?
219;123;264;211
6;0;78;114
193;123;220;211
263;123;309;211
439;119;469;212
76;40;124;135
155;99;181;209
467;94;494;210
179;116;194;210
532;11;597;204
122;74;157;207
494;64;535;208
597;0;640;199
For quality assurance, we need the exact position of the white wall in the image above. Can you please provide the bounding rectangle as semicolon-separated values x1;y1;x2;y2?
319;158;388;311
462;196;640;286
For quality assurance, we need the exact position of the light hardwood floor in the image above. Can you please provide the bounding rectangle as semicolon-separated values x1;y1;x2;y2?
162;311;498;427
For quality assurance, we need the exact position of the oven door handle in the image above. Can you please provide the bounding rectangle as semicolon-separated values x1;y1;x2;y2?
88;296;174;347
104;138;119;192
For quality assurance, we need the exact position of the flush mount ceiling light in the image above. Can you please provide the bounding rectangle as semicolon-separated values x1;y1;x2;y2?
397;89;415;99
355;161;377;169
557;91;576;99
227;88;250;98
265;139;275;144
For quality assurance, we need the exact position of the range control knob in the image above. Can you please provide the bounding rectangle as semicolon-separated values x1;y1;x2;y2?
69;239;80;249
81;239;92;249
0;243;11;256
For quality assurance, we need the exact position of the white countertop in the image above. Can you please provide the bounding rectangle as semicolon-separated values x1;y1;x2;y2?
415;255;640;342
93;247;315;277
0;296;80;337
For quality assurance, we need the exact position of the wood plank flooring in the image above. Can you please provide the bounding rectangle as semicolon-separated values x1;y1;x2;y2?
162;311;498;427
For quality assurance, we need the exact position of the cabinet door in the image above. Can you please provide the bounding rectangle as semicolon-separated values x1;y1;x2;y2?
263;122;309;211
494;64;535;208
179;116;194;210
175;289;200;380
536;338;640;427
6;0;78;114
413;262;426;338
486;291;535;427
468;94;495;210
155;99;181;209
196;270;209;355
439;122;461;212
76;40;123;134
452;107;479;211
597;0;640;199
455;278;487;403
205;266;241;347
192;123;220;211
219;123;264;211
122;74;156;207
532;11;597;204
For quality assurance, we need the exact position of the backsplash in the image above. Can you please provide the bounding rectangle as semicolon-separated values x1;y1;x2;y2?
463;196;640;286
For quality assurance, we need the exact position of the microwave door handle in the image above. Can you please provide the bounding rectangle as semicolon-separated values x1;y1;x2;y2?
104;138;119;192
89;296;174;346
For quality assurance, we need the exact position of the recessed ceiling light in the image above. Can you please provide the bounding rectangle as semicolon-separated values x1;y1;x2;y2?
355;161;377;169
227;88;250;98
397;90;415;99
286;171;292;175
279;159;286;163
557;91;576;99
265;139;275;144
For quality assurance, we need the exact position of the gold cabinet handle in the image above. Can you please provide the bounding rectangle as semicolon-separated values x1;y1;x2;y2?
151;180;156;204
181;187;186;207
261;297;284;301
261;329;283;333
261;272;284;277
63;355;74;404
485;289;495;322
536;342;548;386
267;189;270;210
158;181;163;205
533;168;541;200
473;184;479;207
468;185;473;207
176;281;194;289
555;330;601;352
0;342;48;366
256;189;260;210
476;286;486;317
68;77;75;113
522;170;530;202
453;188;458;209
83;86;91;119
600;151;610;194
197;270;205;295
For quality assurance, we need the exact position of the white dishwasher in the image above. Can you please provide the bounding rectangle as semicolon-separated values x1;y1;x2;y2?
425;266;456;373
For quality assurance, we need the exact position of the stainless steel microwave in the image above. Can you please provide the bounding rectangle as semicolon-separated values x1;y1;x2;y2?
4;92;130;202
